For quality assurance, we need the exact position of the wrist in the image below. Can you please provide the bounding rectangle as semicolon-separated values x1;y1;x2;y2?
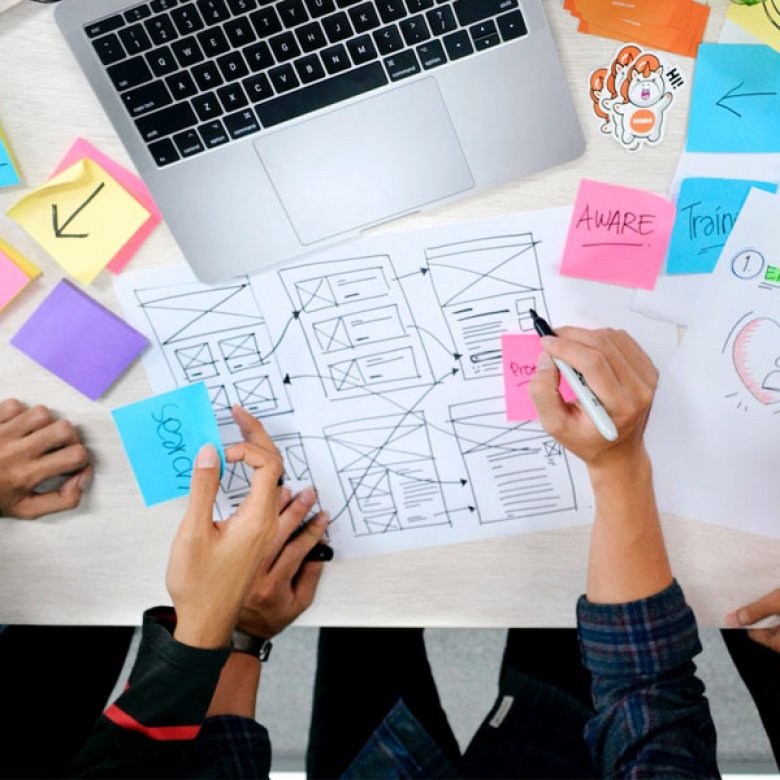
173;616;232;650
587;447;652;493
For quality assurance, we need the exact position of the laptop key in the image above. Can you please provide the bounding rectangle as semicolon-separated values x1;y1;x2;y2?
426;6;456;35
322;44;350;74
443;29;472;60
295;53;326;83
384;49;419;81
151;0;179;11
148;137;180;166
136;101;198;141
197;0;231;24
217;51;251;80
454;0;518;27
470;20;497;40
145;15;179;45
107;56;153;91
198;26;231;56
270;31;301;61
473;31;500;50
417;39;445;68
254;61;387;127
269;63;301;92
243;40;275;70
224;108;261;138
122;80;173;116
250;7;283;37
217;82;249;110
305;0;335;17
125;7;152;23
198;119;230;147
193;61;224;90
349;3;380;32
243;72;275;100
322;12;353;43
171;6;205;35
172;36;206;66
225;17;257;47
119;24;153;54
377;0;407;23
227;0;258;13
192;91;224;120
405;0;433;10
373;24;403;55
166;70;198;99
173;129;205;157
400;14;430;44
85;15;125;39
147;45;179;76
278;0;309;27
497;9;526;41
347;34;378;64
92;34;126;65
297;21;327;52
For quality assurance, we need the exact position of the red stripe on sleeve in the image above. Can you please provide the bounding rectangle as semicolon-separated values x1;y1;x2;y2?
104;703;201;741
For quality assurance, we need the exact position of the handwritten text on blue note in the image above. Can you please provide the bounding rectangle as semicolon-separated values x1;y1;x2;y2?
112;383;225;507
687;44;780;153
667;177;778;274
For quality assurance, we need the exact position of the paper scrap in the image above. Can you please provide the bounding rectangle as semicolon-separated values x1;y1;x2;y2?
0;123;21;188
727;1;780;53
559;179;675;289
502;333;576;421
687;44;780;154
11;279;148;400
50;138;161;275
7;158;151;284
112;383;225;507
667;178;777;275
0;239;40;311
649;187;780;538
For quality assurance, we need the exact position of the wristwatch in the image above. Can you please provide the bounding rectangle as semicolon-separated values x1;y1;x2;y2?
230;628;273;662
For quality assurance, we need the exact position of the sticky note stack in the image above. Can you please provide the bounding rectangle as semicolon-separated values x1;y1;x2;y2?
564;0;709;57
0;239;39;311
0;122;21;188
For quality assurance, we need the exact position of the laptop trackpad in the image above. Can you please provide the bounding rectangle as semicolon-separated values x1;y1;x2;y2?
254;78;474;246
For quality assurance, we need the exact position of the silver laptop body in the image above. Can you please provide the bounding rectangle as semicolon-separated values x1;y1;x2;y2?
56;0;584;283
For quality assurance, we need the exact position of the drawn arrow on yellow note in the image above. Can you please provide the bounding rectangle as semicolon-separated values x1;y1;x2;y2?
7;158;150;284
52;181;106;239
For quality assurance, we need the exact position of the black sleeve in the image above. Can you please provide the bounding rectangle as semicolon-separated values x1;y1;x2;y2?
71;607;230;778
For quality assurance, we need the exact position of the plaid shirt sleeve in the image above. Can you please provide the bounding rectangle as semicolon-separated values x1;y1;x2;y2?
577;580;720;779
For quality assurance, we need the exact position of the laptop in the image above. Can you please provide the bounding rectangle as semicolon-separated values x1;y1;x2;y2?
56;0;584;283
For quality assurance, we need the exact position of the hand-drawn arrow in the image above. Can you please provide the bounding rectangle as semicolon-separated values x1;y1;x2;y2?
51;181;106;239
715;81;778;119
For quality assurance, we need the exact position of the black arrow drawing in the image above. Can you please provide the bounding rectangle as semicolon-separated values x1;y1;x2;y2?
408;324;462;361
393;267;429;281
435;506;475;517
51;181;106;239
715;81;778;119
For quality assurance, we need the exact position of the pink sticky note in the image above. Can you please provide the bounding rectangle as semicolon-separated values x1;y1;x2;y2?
0;250;33;310
50;139;161;274
559;179;675;290
502;333;576;421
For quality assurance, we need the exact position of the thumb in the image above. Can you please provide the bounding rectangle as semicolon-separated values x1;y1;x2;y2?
725;588;780;627
183;444;222;530
528;351;570;431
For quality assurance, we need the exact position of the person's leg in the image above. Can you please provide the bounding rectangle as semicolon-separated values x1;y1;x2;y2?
722;629;780;770
0;625;134;778
306;628;460;779
501;629;593;710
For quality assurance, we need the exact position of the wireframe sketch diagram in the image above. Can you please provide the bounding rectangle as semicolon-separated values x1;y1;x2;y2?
450;397;577;524
324;413;450;536
425;235;551;380
278;255;434;399
133;278;292;420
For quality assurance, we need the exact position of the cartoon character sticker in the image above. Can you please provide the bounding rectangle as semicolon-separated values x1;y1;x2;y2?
589;44;683;153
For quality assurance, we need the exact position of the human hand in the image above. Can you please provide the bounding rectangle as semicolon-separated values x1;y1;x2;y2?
726;590;780;652
237;485;329;639
166;406;284;650
528;327;659;472
0;399;92;520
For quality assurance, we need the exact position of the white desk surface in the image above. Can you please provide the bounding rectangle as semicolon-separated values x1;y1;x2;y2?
1;0;775;628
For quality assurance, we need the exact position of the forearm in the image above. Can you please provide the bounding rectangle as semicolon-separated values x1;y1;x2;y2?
207;652;262;718
586;449;672;604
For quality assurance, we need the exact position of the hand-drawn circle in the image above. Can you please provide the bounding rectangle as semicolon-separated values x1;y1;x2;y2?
731;248;766;280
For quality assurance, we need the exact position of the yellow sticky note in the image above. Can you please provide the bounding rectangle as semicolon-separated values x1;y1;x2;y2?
727;2;780;52
7;158;150;284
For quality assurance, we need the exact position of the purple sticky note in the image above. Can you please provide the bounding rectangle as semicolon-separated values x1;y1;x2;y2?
11;280;148;400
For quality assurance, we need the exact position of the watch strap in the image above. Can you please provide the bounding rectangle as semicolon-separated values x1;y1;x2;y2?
231;628;272;662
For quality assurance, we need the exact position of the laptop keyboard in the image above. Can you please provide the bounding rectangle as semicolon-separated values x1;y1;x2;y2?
86;0;528;168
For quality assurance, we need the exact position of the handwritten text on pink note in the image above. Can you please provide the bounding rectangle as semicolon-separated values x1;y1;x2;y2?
559;179;675;290
502;333;576;421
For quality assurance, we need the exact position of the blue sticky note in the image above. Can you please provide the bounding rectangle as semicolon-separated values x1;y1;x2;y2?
0;135;20;188
687;44;780;153
112;383;225;507
667;178;778;274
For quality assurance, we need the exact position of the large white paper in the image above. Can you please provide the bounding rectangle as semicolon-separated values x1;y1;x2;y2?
116;208;678;557
631;152;780;326
649;188;780;536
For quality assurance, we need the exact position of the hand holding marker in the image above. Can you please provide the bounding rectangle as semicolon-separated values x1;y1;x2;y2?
530;310;619;442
